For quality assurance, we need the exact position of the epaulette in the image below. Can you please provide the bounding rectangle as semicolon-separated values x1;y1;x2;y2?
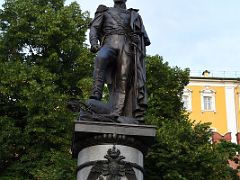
96;5;109;14
128;8;139;12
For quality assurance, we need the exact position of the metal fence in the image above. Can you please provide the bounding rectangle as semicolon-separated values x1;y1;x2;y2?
190;70;240;78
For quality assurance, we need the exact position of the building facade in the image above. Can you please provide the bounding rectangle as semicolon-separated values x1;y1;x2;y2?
184;73;240;143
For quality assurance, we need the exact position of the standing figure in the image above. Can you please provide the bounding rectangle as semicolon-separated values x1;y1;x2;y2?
88;0;150;124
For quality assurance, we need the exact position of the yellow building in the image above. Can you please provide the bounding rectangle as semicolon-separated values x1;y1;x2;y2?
183;71;240;143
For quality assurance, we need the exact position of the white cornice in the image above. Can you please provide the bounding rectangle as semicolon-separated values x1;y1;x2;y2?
188;80;240;87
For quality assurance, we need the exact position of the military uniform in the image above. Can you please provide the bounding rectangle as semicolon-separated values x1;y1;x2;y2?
89;4;150;120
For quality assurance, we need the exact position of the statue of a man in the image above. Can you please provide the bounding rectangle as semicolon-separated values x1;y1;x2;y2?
87;0;150;124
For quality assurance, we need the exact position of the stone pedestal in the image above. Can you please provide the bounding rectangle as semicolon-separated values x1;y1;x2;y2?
72;121;156;180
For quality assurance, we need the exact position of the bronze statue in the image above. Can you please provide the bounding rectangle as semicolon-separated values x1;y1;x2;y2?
80;0;150;124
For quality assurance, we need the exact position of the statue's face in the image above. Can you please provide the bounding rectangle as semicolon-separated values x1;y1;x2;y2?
113;0;127;3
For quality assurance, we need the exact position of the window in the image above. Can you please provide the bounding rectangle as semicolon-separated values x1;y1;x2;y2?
203;96;212;111
182;89;192;111
200;88;216;112
183;95;189;109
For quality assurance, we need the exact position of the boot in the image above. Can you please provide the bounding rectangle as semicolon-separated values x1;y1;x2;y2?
90;68;105;100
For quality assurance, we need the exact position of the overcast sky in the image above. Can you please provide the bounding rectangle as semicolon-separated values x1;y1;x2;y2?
1;0;240;76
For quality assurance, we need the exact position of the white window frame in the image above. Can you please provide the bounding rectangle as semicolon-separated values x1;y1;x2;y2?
182;89;192;111
203;96;213;111
200;88;216;112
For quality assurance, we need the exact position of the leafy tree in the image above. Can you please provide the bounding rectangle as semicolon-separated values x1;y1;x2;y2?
0;0;92;96
145;55;189;124
0;0;92;179
144;55;239;180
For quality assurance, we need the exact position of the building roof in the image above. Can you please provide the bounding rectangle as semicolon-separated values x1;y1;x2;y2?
190;76;240;82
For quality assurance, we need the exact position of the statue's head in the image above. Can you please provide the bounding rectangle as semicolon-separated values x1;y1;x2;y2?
113;0;127;3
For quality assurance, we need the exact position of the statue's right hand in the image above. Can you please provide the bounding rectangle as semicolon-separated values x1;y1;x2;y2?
90;44;100;53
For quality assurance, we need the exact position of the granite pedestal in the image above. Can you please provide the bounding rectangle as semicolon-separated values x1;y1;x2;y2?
72;121;156;180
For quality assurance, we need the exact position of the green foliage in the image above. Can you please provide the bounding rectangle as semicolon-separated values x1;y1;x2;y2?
0;0;238;179
0;0;92;179
145;55;189;124
0;60;75;179
146;121;238;179
0;0;93;97
144;55;239;180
